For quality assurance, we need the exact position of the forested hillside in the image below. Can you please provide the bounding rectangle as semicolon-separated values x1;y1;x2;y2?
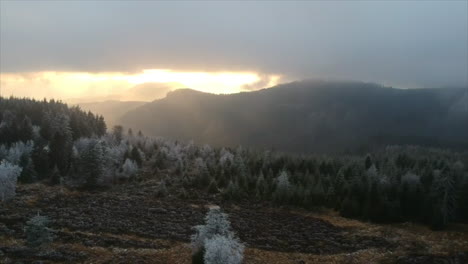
1;97;467;230
120;81;468;154
1;96;468;263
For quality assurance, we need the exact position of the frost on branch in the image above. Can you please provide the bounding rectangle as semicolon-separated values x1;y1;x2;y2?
191;207;244;264
204;234;245;264
0;161;21;202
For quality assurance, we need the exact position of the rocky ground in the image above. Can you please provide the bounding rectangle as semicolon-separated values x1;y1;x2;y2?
1;179;468;264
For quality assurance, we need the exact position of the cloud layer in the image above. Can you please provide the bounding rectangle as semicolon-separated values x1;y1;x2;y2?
1;1;467;88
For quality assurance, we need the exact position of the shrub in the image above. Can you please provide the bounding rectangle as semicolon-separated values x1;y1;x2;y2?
25;215;54;248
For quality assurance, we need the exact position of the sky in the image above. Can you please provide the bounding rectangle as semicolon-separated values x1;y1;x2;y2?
0;0;467;101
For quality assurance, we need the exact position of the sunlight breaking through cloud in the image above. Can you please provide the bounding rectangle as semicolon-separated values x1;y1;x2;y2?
0;70;281;102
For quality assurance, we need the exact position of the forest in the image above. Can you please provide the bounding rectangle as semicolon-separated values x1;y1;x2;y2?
1;97;467;232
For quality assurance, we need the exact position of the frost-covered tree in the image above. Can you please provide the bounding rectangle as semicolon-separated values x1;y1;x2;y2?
1;140;34;165
191;208;243;264
192;208;233;253
273;170;291;203
219;149;234;167
25;214;54;248
119;158;139;178
0;161;21;201
204;235;245;264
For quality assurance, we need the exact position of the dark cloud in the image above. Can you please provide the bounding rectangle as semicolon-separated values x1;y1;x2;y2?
1;1;467;88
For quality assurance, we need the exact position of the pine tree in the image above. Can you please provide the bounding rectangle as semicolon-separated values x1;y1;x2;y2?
430;169;456;230
79;139;104;188
255;172;267;198
31;142;50;179
19;116;34;142
224;181;241;201
25;214;54;248
130;146;143;167
18;155;36;183
119;158;139;178
273;170;291;203
48;114;73;175
113;125;124;143
0;161;21;201
191;208;243;264
204;235;244;264
365;154;373;170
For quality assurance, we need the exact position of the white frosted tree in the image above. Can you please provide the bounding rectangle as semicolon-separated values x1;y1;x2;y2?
219;149;234;167
273;170;291;203
119;158;139;178
2;140;34;165
0;161;22;201
102;142;128;184
204;235;245;264
192;208;233;252
191;207;244;264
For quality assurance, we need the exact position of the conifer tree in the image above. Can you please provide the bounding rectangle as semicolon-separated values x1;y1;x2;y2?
25;215;54;249
430;169;456;230
0;161;21;201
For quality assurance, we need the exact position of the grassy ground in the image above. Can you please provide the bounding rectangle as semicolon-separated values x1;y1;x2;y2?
1;183;467;263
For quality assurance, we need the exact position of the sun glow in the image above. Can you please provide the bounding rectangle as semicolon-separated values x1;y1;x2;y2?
0;70;280;102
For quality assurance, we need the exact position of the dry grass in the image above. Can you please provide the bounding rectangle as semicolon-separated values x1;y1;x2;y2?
4;184;467;263
0;235;23;247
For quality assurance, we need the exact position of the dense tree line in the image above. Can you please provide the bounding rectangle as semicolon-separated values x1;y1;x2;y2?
145;140;468;230
0;98;143;194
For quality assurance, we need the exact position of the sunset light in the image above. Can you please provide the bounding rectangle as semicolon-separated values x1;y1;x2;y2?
0;70;281;101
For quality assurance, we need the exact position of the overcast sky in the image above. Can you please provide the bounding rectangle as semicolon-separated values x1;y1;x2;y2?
1;0;467;88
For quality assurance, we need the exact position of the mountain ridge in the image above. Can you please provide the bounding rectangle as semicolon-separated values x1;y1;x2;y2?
118;80;468;154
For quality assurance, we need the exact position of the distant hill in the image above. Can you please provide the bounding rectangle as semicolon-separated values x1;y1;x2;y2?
78;100;146;128
119;81;468;153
